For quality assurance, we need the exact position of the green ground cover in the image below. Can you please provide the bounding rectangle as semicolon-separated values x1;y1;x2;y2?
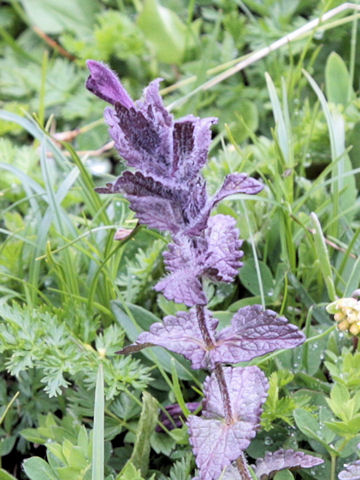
1;0;360;479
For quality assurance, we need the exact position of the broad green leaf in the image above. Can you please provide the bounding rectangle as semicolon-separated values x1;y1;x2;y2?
293;409;322;441
20;0;99;34
0;469;18;480
0;436;16;456
325;52;353;106
304;71;357;231
124;392;158;476
137;0;187;64
22;457;59;480
239;258;274;297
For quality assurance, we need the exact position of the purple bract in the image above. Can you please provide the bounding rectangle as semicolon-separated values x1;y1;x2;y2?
86;59;263;306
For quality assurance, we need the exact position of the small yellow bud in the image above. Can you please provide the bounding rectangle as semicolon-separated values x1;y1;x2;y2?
338;320;349;331
350;323;360;335
334;312;344;322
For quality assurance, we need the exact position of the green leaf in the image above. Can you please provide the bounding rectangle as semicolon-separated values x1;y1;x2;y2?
310;213;336;301
116;463;144;480
274;471;294;480
0;469;18;480
325;52;353;106
137;0;187;64
20;0;99;34
23;457;59;480
293;408;322;441
124;392;158;476
0;436;16;456
238;258;274;297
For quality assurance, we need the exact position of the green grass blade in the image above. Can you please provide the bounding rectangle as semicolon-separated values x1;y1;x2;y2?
310;212;336;301
265;72;290;165
303;70;356;235
92;362;104;480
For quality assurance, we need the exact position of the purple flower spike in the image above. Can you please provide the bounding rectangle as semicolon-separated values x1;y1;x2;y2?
255;449;324;479
188;366;268;480
339;460;360;480
86;60;134;107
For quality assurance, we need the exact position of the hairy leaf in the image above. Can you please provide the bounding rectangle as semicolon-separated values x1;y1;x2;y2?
86;60;133;107
125;305;305;367
339;460;360;480
155;216;243;305
255;449;324;479
188;366;268;480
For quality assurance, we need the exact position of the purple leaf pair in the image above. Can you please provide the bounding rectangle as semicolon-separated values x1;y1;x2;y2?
120;305;305;369
154;215;244;306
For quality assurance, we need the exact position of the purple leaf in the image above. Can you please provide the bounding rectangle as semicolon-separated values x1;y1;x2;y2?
213;173;264;204
155;215;244;305
173;115;217;182
111;171;187;233
87;61;217;187
203;215;243;282
127;305;305;367
255;449;324;479
154;237;207;305
188;366;268;480
339;460;360;480
221;464;242;479
86;60;133;107
213;304;306;364
134;309;218;368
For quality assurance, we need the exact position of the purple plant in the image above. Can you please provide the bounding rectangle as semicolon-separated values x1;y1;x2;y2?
86;60;322;479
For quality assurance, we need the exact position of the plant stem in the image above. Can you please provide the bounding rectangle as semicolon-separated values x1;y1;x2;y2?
236;453;252;480
214;363;233;424
330;453;337;480
195;305;214;347
195;305;251;478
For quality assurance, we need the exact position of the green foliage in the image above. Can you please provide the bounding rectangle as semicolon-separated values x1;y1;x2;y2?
137;0;189;65
1;0;360;478
61;10;146;64
0;303;151;398
261;370;308;430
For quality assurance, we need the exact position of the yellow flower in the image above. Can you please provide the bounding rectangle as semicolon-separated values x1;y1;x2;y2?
326;297;360;336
